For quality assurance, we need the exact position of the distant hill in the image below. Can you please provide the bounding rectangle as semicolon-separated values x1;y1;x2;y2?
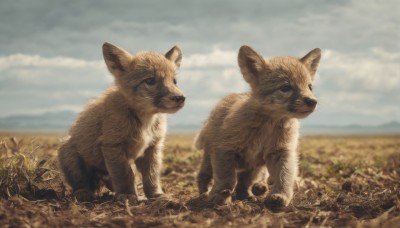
0;111;399;135
0;111;76;133
170;121;400;135
300;121;400;135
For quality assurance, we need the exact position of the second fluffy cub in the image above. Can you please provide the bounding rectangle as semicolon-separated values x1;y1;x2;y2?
195;45;321;211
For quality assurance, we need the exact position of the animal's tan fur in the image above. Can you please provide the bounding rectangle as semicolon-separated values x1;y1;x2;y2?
196;45;321;211
58;42;185;202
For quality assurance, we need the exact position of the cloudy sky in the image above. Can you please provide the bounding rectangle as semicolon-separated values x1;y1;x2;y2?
0;0;399;128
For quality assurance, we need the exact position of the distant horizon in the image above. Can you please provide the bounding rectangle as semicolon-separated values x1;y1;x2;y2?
1;109;400;135
2;109;400;126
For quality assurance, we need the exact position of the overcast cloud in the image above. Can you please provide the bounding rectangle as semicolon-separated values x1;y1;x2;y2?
0;0;399;127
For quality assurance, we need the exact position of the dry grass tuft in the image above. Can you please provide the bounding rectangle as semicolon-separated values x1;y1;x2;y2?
0;136;61;200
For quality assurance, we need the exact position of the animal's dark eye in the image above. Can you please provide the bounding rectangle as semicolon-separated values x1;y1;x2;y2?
173;78;177;85
280;84;292;92
308;84;313;91
145;77;156;86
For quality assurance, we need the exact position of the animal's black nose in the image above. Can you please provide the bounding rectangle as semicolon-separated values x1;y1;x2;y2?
171;96;186;103
304;97;317;107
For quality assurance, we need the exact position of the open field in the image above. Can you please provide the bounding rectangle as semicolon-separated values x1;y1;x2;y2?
0;133;399;227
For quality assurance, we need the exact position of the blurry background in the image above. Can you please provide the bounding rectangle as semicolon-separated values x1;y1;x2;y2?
0;0;399;134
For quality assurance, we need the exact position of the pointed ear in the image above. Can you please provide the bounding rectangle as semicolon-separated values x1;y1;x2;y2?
238;45;267;85
165;45;182;69
102;42;133;77
300;48;321;78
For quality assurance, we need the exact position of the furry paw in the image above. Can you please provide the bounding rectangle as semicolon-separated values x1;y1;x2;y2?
235;194;257;202
197;175;212;194
151;196;185;210
252;183;268;196
198;184;210;195
147;192;166;200
74;189;94;202
235;189;255;201
115;194;138;204
208;189;233;205
264;193;290;212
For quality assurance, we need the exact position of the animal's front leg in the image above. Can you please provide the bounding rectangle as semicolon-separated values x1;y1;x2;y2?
235;166;264;201
102;145;138;203
197;149;213;194
208;151;237;205
264;148;298;211
135;143;164;199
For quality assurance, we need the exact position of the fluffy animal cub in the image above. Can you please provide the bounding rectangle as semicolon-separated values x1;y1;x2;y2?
195;45;321;211
58;42;185;202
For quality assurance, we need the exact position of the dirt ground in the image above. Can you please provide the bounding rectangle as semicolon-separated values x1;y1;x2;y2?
0;133;399;227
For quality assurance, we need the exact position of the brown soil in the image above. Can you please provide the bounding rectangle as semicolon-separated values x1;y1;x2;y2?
0;134;399;227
